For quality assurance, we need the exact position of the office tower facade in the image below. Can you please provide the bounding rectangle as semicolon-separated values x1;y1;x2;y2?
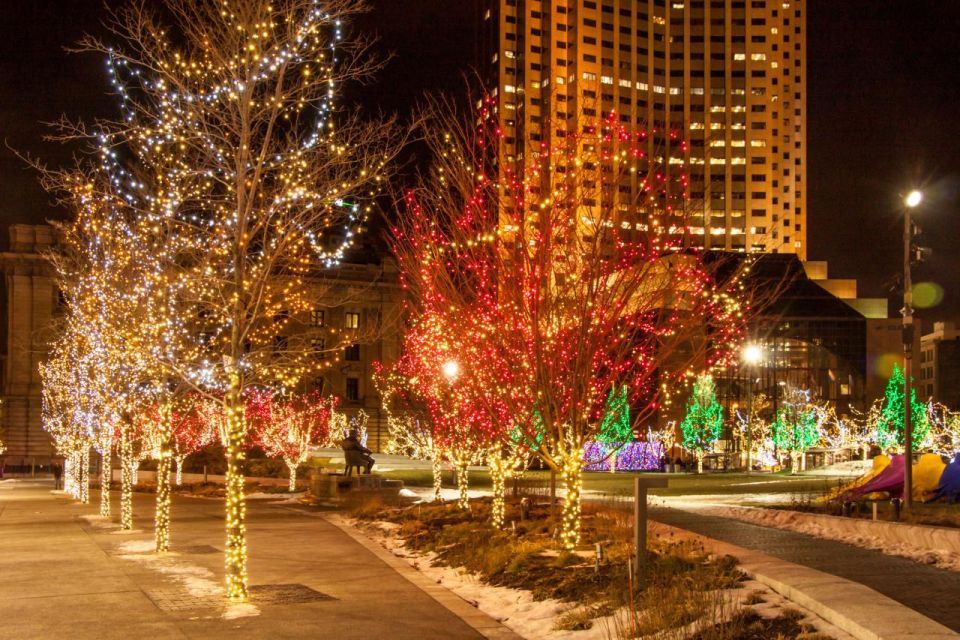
480;0;806;257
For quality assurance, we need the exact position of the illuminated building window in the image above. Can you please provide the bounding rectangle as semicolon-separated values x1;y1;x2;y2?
311;309;325;326
344;312;360;329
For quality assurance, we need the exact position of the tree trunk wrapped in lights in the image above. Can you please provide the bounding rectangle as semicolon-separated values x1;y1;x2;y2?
119;422;135;531
154;403;173;553
79;448;90;504
99;447;112;517
223;373;249;599
391;95;759;548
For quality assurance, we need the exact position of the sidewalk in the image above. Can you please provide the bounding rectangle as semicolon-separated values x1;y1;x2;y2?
650;505;960;634
0;480;489;639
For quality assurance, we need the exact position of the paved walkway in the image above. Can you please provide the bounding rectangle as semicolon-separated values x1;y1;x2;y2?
650;506;960;632
0;479;484;639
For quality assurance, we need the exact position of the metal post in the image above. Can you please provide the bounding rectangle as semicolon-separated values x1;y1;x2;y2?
745;372;753;476
633;476;668;586
903;205;914;510
633;477;646;587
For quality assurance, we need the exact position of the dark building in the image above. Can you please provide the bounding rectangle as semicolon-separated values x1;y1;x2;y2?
0;224;404;468
920;322;960;408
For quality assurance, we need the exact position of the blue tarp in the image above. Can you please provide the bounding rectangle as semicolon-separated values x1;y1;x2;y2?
932;453;960;502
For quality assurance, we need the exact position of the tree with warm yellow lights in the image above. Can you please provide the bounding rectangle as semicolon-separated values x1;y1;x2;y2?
59;0;407;598
393;96;756;548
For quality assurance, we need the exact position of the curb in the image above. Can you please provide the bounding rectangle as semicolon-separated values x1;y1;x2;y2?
649;517;958;640
319;514;524;640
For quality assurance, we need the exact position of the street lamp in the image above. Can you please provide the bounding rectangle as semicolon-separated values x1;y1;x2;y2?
901;190;923;509
742;343;763;475
442;359;460;381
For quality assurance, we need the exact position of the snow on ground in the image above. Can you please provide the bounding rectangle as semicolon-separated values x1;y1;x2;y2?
78;514;119;530
350;517;612;640
114;538;261;619
246;491;303;501
347;517;852;640
666;500;960;572
396;486;493;504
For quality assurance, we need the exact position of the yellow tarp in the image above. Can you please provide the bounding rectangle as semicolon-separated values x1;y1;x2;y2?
913;452;946;502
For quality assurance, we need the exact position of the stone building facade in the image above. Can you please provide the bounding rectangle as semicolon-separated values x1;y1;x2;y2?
0;223;405;466
0;225;59;466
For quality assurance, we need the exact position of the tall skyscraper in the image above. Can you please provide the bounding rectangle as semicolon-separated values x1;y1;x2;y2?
480;0;806;257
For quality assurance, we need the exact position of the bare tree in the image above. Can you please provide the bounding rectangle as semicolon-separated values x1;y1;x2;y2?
64;0;407;598
392;95;756;547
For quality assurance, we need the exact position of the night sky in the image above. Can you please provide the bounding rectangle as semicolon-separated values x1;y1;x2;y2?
1;1;958;321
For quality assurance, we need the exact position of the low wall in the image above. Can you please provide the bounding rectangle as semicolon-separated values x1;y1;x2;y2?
703;504;960;568
110;469;289;487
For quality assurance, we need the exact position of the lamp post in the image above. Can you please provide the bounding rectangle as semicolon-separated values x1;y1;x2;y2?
902;189;922;510
442;359;460;382
742;344;763;475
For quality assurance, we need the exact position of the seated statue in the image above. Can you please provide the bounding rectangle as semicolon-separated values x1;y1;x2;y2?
341;429;374;475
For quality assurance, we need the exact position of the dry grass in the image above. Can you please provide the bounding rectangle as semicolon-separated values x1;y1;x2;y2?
354;496;745;629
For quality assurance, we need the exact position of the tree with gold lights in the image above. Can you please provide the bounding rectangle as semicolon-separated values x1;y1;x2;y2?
391;95;755;547
58;0;407;598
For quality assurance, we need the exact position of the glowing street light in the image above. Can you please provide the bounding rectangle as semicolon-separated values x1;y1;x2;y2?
742;343;763;366
442;359;460;381
905;190;923;209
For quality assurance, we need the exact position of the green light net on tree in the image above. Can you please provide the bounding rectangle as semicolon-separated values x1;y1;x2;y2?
596;386;631;444
771;387;822;456
875;364;929;451
680;375;723;468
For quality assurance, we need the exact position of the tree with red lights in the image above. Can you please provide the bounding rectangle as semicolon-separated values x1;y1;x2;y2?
392;95;753;547
251;390;335;491
171;397;217;486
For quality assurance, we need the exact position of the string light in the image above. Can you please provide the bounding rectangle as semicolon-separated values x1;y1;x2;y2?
389;101;752;547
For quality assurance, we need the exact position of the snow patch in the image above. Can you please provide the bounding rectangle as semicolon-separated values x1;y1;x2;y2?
223;602;260;620
79;514;118;530
112;536;261;619
116;540;157;554
346;516;853;640
668;501;960;572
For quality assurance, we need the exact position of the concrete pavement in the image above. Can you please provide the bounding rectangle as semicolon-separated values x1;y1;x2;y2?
0;479;487;639
651;506;960;635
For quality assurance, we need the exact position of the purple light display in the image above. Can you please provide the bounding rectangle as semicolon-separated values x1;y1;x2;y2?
583;441;664;472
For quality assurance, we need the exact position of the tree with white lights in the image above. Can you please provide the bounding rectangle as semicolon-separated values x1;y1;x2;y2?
68;0;405;598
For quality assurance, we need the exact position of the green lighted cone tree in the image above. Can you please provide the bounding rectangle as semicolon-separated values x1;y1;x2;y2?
874;364;930;452
771;386;824;473
596;386;632;471
681;374;724;474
